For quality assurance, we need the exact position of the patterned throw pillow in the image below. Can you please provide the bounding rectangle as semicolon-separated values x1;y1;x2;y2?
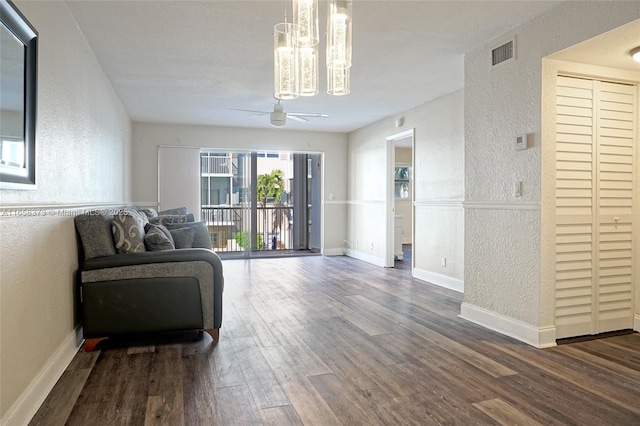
149;215;189;226
143;223;175;251
158;207;189;216
112;210;147;253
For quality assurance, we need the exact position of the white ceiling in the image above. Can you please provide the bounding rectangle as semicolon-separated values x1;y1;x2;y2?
65;0;566;133
548;18;640;72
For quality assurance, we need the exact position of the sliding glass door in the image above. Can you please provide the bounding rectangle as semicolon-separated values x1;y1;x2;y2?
200;150;319;258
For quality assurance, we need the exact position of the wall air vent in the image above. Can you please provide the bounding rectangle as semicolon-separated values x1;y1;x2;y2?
491;38;516;69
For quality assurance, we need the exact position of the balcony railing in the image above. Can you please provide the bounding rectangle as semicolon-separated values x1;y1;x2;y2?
202;205;293;253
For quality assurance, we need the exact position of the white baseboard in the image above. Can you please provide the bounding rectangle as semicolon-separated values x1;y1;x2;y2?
413;268;464;293
634;314;640;332
346;249;386;267
322;247;345;256
1;326;82;426
459;303;557;349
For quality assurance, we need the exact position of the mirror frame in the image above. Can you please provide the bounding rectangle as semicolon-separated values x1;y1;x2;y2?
0;0;37;188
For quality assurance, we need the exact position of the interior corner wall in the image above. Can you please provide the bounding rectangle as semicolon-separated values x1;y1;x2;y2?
347;89;464;288
463;0;640;346
130;123;348;253
0;1;132;423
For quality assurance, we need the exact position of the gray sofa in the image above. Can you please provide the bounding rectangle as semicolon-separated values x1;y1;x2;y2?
74;207;223;351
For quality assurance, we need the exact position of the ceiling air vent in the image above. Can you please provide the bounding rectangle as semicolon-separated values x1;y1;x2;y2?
491;38;516;69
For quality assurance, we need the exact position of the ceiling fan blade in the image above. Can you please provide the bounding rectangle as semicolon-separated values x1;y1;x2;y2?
229;108;270;115
287;115;308;122
288;112;329;118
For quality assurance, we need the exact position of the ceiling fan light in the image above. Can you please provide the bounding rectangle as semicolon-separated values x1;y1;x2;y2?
274;23;299;100
270;110;287;127
630;46;640;63
326;0;352;70
327;66;350;96
293;0;319;47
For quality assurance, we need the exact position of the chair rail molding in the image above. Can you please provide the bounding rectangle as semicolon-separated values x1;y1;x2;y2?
414;199;464;208
345;199;385;205
463;200;541;210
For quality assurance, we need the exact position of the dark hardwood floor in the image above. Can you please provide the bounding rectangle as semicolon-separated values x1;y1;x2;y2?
31;254;640;425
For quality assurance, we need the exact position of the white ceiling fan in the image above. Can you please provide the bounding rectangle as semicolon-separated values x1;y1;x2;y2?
230;99;328;127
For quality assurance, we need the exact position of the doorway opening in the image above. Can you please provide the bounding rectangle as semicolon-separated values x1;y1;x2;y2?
385;129;415;268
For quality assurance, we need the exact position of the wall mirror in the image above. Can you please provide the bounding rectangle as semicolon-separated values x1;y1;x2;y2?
0;0;37;188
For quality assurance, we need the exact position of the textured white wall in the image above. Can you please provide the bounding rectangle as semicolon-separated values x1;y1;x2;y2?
464;1;640;334
347;120;391;262
0;1;131;420
131;123;347;253
465;209;540;323
412;91;464;282
347;90;464;284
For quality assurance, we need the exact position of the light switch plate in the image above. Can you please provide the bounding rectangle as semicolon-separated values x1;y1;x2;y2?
514;181;523;197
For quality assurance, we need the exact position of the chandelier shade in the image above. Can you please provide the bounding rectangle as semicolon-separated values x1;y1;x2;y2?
326;0;352;70
299;45;319;96
327;66;350;96
273;22;299;100
293;0;319;47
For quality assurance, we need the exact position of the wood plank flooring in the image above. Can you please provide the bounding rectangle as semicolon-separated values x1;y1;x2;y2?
31;253;640;425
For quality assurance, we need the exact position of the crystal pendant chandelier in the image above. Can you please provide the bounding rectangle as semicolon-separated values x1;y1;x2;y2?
326;0;352;95
298;45;319;96
293;0;319;47
293;0;319;97
327;66;350;96
274;22;299;100
326;0;352;70
274;0;352;99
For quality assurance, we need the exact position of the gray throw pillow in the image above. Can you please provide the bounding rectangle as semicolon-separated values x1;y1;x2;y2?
169;226;196;249
112;210;146;254
144;223;174;243
144;223;175;251
74;213;117;259
164;222;211;248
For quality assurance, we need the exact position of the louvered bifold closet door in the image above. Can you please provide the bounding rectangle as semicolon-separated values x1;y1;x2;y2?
555;76;596;339
554;76;636;339
596;81;636;333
